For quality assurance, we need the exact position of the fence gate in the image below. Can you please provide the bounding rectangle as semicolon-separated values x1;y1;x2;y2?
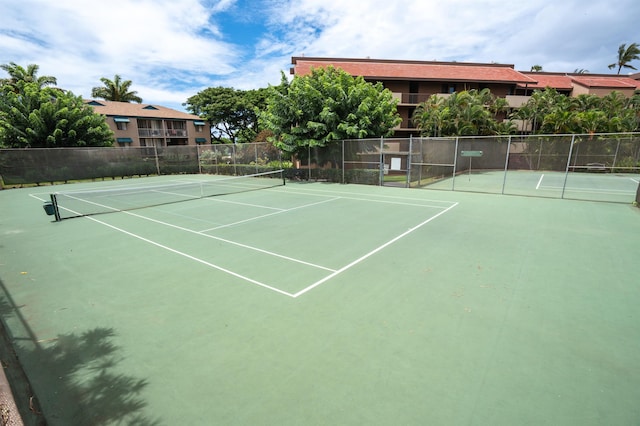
380;138;411;187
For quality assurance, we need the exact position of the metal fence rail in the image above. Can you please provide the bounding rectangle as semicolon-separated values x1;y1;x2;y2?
2;133;639;203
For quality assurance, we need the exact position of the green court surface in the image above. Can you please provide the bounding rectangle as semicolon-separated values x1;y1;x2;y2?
1;176;640;425
426;169;640;203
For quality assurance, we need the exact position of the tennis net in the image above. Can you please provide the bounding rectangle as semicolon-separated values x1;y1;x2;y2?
48;170;285;221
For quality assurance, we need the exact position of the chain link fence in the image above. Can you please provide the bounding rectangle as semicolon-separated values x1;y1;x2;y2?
2;133;639;202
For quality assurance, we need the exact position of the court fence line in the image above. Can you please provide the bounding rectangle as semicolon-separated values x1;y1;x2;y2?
1;133;639;203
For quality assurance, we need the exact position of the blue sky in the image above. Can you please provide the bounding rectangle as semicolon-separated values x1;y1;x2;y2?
1;0;639;112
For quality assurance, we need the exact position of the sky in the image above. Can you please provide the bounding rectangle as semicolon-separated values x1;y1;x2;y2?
1;0;639;112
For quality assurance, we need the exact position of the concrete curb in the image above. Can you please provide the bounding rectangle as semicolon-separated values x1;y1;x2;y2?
0;363;23;426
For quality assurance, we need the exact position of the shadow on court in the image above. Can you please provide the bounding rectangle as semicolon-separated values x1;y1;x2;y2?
0;281;159;426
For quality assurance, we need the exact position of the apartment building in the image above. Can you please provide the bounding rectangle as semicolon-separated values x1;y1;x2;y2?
291;57;640;136
86;100;211;147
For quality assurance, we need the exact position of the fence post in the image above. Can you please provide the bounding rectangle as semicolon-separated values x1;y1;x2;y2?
255;143;258;174
561;135;576;199
612;137;621;171
379;136;384;186
196;144;202;174
233;143;237;175
501;135;512;194
308;145;311;181
407;135;413;188
153;144;160;175
452;137;459;190
341;140;345;184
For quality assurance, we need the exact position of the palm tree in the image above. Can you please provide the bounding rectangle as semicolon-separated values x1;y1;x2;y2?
530;65;543;72
91;75;142;103
0;62;57;89
608;42;640;74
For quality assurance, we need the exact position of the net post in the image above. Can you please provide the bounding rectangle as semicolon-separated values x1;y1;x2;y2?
50;193;61;221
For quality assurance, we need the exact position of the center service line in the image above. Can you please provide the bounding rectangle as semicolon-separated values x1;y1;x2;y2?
292;202;459;298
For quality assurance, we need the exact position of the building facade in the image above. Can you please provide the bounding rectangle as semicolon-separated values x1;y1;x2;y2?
86;100;211;147
290;57;640;136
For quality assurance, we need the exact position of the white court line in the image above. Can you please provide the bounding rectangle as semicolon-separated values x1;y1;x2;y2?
536;174;544;190
631;178;639;184
292;201;459;298
538;185;635;194
202;197;285;211
36;199;296;296
32;190;459;298
86;215;296;298
272;185;456;206
42;193;336;273
121;210;337;272
201;197;340;232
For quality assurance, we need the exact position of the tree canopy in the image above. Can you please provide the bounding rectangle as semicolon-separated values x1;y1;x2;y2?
185;86;269;143
1;79;113;148
91;75;142;103
262;67;401;155
0;62;57;90
513;87;640;134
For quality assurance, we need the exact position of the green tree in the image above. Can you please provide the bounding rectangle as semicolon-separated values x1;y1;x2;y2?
185;86;269;143
512;88;567;133
413;88;514;136
515;88;639;134
411;95;445;136
262;66;400;155
0;62;57;90
91;75;142;103
608;42;640;74
0;81;113;148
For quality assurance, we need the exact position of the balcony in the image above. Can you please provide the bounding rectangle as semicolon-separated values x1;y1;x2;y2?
138;129;188;138
166;129;187;137
505;95;530;108
138;129;164;137
392;92;531;108
393;92;454;105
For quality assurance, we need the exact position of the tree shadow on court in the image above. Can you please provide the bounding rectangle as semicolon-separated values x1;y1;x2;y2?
0;288;161;425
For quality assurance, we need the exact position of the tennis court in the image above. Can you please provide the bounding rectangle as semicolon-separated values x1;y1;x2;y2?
1;174;639;425
425;169;640;203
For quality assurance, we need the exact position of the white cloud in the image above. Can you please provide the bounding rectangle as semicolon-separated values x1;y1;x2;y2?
1;0;639;112
261;0;640;73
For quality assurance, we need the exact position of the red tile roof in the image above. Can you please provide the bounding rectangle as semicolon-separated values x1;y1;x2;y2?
520;73;640;90
85;100;201;120
292;57;537;84
519;73;573;90
570;76;640;89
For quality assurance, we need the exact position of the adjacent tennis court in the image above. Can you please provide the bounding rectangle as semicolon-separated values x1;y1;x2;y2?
1;175;639;425
424;169;640;203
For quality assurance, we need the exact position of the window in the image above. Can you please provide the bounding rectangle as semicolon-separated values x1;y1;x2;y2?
441;83;457;94
113;116;130;131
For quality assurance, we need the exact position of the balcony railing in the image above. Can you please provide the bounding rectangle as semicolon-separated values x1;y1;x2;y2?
166;129;188;137
505;95;531;108
138;129;188;137
138;129;164;137
392;93;531;108
392;92;455;105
